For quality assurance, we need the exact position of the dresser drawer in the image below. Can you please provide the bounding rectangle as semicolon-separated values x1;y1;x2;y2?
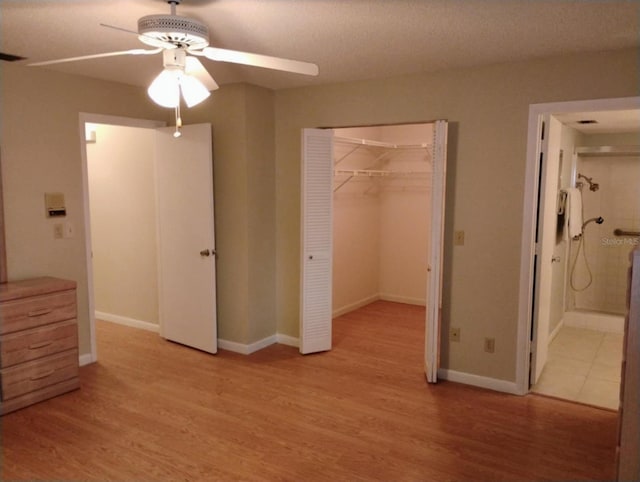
1;349;79;401
0;290;76;335
0;320;78;368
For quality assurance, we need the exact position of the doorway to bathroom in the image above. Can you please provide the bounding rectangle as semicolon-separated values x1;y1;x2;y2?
518;97;640;408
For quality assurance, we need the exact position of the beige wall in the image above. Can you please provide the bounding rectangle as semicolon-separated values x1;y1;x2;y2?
332;127;381;313
186;83;276;344
2;48;637;382
378;124;432;304
274;48;639;382
0;63;167;356
87;124;159;325
332;123;432;313
0;64;275;355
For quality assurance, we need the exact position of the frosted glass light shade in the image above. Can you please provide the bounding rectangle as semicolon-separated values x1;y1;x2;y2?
148;69;181;108
180;74;210;107
148;68;210;108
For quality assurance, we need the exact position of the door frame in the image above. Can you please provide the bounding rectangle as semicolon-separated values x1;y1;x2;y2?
516;96;640;394
78;113;165;365
300;120;447;371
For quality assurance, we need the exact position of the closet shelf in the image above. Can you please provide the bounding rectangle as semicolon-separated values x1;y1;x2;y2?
333;169;429;192
334;135;432;168
335;136;431;150
333;135;431;192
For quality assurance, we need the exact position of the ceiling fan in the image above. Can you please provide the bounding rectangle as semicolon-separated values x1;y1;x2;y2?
29;0;319;111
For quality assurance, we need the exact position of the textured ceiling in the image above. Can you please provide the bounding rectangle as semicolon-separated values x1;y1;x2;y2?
1;0;639;91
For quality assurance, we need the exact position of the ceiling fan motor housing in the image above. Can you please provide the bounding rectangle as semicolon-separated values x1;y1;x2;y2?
138;14;209;49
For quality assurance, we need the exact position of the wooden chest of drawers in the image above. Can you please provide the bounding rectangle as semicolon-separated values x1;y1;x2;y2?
0;277;79;415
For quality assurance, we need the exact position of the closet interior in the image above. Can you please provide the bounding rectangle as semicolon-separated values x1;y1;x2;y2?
332;123;434;318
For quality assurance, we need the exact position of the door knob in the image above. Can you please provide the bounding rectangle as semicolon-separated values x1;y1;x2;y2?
200;249;210;257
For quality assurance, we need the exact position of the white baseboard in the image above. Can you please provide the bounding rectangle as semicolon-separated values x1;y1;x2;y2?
437;368;520;395
379;293;426;306
218;335;276;355
333;293;427;318
276;334;299;348
548;319;564;343
333;294;379;318
218;333;300;354
78;353;95;366
96;311;160;333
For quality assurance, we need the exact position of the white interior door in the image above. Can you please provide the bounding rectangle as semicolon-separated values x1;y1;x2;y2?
155;123;217;354
300;128;333;354
425;120;448;383
530;114;556;384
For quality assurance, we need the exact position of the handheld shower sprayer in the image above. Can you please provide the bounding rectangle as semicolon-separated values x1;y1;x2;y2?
571;216;604;292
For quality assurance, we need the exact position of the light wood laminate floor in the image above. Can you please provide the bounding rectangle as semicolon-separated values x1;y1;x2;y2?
1;301;617;481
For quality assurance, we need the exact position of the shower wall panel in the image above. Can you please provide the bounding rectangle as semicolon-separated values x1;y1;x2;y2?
572;155;640;314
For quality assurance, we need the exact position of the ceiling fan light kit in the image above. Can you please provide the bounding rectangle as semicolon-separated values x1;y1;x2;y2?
148;49;210;108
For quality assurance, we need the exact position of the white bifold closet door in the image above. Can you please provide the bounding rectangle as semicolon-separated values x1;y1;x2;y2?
425;120;448;383
300;122;448;383
300;128;334;354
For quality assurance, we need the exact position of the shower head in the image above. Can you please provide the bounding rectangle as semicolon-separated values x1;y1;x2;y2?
577;173;599;192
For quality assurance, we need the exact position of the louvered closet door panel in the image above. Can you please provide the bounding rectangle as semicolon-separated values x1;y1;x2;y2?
300;129;333;354
425;120;448;382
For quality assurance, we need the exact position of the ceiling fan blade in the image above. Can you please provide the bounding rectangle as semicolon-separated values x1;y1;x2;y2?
202;47;319;76
100;23;177;50
185;56;219;91
28;48;162;67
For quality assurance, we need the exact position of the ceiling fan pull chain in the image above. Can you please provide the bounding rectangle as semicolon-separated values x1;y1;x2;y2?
174;104;182;138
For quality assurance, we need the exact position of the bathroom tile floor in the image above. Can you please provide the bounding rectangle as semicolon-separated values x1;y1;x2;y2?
532;325;623;410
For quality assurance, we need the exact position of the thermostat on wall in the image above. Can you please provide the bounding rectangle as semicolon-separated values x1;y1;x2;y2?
45;192;66;217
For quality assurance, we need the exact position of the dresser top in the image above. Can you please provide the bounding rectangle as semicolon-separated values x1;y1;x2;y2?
0;277;76;302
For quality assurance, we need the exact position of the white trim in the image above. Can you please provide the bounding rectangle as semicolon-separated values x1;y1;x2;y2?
437;368;520;395
333;295;380;318
95;311;160;333
79;113;166;364
379;293;426;306
516;96;640;395
548;319;564;344
333;294;427;318
78;353;95;366
218;335;277;355
218;334;299;354
217;339;253;355
276;334;300;348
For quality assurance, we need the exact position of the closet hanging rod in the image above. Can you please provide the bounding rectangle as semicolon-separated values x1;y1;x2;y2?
334;169;429;177
335;169;391;177
334;135;431;150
